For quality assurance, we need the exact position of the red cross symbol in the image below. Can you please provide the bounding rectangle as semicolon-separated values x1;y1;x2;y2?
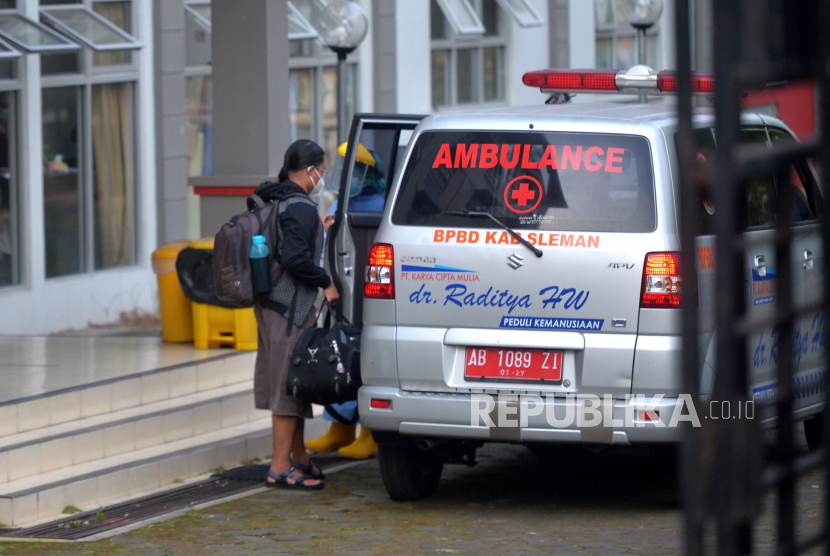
503;175;543;214
511;182;536;206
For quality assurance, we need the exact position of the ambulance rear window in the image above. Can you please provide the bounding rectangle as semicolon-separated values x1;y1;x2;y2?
391;131;656;233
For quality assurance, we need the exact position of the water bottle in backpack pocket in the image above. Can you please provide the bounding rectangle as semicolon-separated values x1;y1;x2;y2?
249;235;271;298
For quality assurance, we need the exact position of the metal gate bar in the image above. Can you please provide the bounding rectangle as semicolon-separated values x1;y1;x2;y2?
675;0;830;554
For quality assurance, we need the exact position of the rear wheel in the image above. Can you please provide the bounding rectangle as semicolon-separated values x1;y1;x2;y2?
378;440;443;501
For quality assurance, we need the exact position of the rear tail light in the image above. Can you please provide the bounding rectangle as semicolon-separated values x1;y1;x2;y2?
640;410;660;421
370;399;391;409
641;252;682;308
365;243;394;299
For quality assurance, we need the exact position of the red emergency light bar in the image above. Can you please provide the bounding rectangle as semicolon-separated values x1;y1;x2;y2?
522;69;618;92
522;66;715;95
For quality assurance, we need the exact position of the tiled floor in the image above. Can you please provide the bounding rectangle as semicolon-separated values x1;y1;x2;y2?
0;337;235;404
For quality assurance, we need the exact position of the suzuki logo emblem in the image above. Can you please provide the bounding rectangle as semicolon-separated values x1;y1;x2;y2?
507;253;524;270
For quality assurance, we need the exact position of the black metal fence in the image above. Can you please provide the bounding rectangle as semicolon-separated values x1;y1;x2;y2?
675;0;830;554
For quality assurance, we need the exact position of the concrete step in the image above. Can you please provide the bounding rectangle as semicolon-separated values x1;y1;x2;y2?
0;419;274;526
0;382;259;485
0;351;257;438
0;415;329;527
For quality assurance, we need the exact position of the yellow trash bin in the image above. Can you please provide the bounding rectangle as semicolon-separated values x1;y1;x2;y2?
190;237;258;351
152;240;194;343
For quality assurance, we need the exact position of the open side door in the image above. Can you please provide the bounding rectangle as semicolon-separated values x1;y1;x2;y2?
326;113;426;326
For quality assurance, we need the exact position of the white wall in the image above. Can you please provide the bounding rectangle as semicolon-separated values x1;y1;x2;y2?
0;0;157;335
506;0;549;107
394;0;431;114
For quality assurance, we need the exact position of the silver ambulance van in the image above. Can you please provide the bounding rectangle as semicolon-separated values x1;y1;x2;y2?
324;67;825;500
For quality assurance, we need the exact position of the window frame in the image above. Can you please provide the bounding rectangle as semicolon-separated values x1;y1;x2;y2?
430;0;508;110
40;0;140;277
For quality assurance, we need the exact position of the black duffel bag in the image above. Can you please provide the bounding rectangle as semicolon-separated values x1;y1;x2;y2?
286;306;362;423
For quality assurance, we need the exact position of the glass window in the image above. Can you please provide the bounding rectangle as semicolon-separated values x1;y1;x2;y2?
431;0;446;39
289;68;313;144
43;86;82;278
482;0;498;36
392;131;657;233
595;0;659;70
615;36;634;69
596;37;612;69
41;51;79;75
0;11;79;53
434;0;485;36
186;75;212;176
40;4;139;55
482;46;502;101
92;2;133;66
431;50;450;107
431;0;506;109
769;128;823;220
596;0;613;26
494;0;544;28
92;82;134;269
0;92;16;287
287;1;318;41
456;48;477;104
185;4;210;67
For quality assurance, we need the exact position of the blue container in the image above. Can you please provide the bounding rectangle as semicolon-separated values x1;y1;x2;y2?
250;235;271;297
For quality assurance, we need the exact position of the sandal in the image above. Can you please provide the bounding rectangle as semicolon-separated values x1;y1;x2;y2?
293;461;325;479
265;466;324;490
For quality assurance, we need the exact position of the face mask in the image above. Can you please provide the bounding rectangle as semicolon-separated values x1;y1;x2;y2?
309;166;325;196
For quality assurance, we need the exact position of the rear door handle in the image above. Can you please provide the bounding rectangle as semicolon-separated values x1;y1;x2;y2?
804;249;814;270
754;255;767;278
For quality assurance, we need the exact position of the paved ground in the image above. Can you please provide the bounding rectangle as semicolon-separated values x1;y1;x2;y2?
1;437;825;556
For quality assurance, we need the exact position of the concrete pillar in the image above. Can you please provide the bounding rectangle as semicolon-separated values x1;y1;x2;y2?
153;0;188;245
373;0;397;113
394;0;431;114
693;0;713;71
196;0;290;236
548;0;570;69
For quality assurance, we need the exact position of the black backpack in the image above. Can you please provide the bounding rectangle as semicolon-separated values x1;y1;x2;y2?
286;311;362;423
213;189;302;308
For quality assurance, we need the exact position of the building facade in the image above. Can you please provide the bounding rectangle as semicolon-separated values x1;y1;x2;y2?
2;0;680;334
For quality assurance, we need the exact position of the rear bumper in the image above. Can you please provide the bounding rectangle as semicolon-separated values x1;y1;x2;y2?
359;386;683;444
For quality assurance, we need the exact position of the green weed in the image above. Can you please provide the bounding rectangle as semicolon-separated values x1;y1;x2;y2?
62;505;82;514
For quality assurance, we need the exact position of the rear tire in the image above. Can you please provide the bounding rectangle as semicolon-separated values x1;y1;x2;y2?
804;415;822;451
378;441;443;501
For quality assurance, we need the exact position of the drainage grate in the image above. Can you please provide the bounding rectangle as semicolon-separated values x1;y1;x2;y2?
1;454;350;541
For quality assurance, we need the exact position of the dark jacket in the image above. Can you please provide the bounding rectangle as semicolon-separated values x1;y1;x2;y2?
254;180;331;325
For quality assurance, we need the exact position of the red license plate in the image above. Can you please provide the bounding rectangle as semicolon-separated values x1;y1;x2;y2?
464;347;563;382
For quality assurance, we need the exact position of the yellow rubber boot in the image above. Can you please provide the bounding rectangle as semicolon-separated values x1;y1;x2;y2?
337;426;379;460
305;422;356;454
